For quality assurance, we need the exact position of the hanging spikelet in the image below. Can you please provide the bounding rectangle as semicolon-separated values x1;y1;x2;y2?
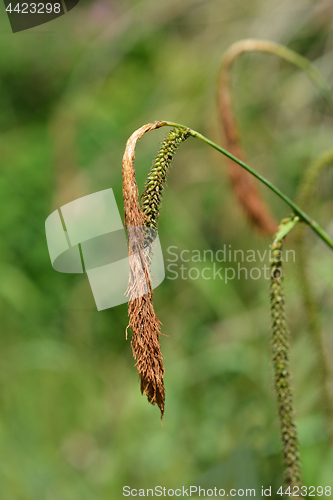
122;123;189;419
141;127;190;230
270;217;302;488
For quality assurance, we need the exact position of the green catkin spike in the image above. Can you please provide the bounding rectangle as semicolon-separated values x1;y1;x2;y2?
140;127;190;230
270;217;302;489
295;150;333;445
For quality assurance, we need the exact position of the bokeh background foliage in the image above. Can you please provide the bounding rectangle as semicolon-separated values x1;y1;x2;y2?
1;0;333;498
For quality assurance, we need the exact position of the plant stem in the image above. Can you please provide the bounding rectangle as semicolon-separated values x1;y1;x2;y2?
159;121;333;251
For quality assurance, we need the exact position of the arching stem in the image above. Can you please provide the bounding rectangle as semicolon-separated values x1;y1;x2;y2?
160;121;333;251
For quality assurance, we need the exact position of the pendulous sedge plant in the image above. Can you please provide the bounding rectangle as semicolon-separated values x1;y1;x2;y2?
121;41;333;489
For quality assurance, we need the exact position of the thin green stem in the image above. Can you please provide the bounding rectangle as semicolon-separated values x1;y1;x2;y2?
160;120;333;251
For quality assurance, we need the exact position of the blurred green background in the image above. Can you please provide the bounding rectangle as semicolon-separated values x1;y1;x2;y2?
1;0;333;498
